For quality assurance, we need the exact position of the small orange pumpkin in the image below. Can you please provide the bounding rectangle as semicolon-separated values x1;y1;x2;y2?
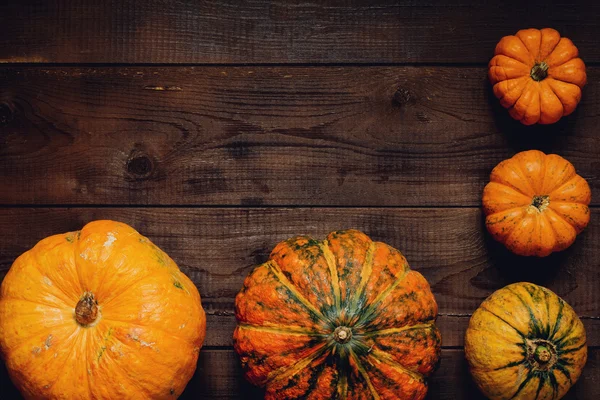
0;220;206;399
489;28;586;125
483;150;591;257
234;230;441;399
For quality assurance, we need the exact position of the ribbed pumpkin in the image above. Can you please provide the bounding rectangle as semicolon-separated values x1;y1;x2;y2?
234;230;441;399
483;150;591;257
465;282;587;400
0;220;206;399
489;28;586;125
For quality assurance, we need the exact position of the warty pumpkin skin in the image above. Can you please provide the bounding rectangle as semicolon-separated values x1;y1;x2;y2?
483;150;591;257
465;282;587;400
489;28;586;125
0;220;206;399
233;229;441;400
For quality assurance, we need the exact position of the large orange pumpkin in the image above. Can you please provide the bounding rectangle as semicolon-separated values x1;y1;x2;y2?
234;230;441;399
483;150;591;256
0;220;206;399
489;28;586;125
465;282;587;400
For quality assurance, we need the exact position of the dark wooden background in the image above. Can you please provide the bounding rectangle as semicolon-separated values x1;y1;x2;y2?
1;1;599;398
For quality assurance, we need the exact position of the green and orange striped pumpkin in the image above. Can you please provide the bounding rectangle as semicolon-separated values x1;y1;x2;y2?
465;282;587;400
233;230;441;399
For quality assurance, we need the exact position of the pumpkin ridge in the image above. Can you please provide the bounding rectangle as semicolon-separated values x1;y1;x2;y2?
553;363;572;384
91;231;137;295
539;214;558;259
72;234;90;295
494;76;528;107
267;260;329;324
544;288;553;339
337;369;348;399
100;271;165;308
237;324;326;337
492;359;526;371
513;34;535;66
509;371;535;400
533;374;546;400
349;348;381;400
487;209;524;242
361;322;434;337
2;320;76;352
540;33;562;64
3;323;78;364
548;175;589;203
545;78;575;118
489;181;531;200
544;208;577;231
505;286;544;338
546;156;576;193
94;329;151;396
485;181;533;210
0;296;68;312
347;241;376;316
559;342;587;355
319;241;342;311
83;329;94;398
266;343;329;385
353;268;410;328
548;372;559;394
480;306;527;338
553;313;578;347
549;299;565;340
513;158;541;196
101;323;200;397
100;319;192;345
505;79;532;118
47;328;85;394
369;347;425;382
23;254;79;307
490;160;534;197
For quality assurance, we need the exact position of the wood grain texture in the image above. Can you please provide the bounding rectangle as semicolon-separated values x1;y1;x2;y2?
0;207;598;319
1;0;600;64
1;67;599;206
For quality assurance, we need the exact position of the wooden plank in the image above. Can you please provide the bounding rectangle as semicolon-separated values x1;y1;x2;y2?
1;67;599;206
2;1;600;64
2;348;598;399
0;208;598;320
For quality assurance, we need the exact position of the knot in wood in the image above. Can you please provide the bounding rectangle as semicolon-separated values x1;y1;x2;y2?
0;104;13;126
126;151;155;179
392;87;414;107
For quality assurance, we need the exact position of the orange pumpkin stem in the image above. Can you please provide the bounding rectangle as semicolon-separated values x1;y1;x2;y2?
75;291;99;326
530;62;549;82
333;326;352;344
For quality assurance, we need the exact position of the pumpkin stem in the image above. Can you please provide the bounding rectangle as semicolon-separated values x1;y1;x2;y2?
534;345;552;363
531;195;550;211
75;291;99;326
530;62;549;81
333;326;352;344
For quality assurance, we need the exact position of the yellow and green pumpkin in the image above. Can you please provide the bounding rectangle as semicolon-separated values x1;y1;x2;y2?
465;282;587;400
